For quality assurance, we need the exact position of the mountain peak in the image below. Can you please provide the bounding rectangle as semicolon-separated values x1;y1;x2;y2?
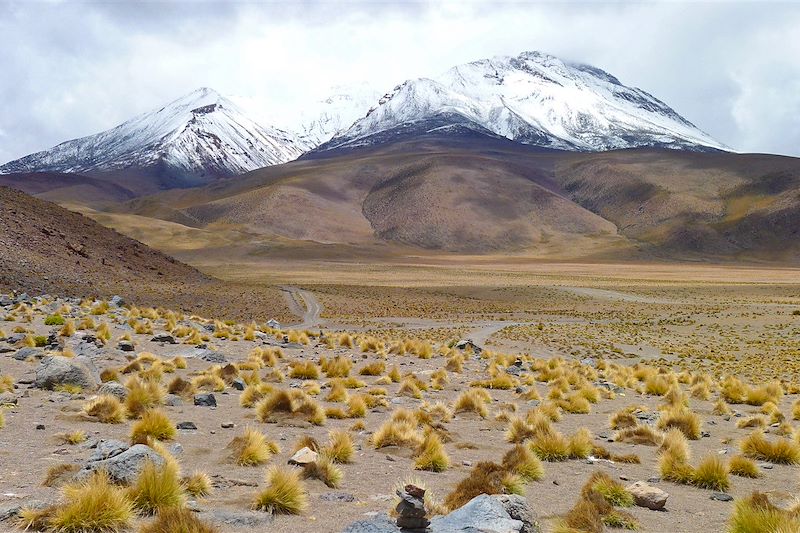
0;88;304;184
321;50;727;153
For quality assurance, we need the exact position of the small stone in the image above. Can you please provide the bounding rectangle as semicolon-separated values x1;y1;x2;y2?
710;492;734;502
619;475;629;481
164;394;183;407
194;393;216;407
647;477;661;483
288;447;318;466
176;421;197;430
117;341;134;352
320;492;357;502
462;460;472;467
758;463;773;470
221;422;234;429
35;424;46;430
150;334;176;344
385;454;396;462
405;484;425;499
232;378;246;391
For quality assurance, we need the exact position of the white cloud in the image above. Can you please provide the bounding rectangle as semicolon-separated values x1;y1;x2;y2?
1;0;799;162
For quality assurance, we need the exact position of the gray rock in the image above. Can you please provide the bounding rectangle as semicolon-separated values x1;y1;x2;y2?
202;510;274;527
0;500;49;522
110;295;125;307
34;356;98;391
430;494;526;532
0;392;17;405
88;439;129;462
710;492;734;502
194;393;216;407
232;378;246;391
196;349;227;363
81;443;164;484
117;341;135;352
97;381;127;400
168;443;184;456
343;514;400;533
13;347;42;361
164;394;183;407
177;421;197;430
495;494;542;533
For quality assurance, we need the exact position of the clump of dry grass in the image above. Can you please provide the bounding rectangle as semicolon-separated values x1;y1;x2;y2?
657;406;702;440
581;471;634;507
140;507;218;533
372;409;424;449
692;455;730;491
609;409;638;430
255;389;326;426
615;424;663;446
124;377;164;419
128;460;185;515
443;462;523;511
252;466;308;515
167;377;195;398
56;430;87;445
740;430;800;464
453;389;489;418
359;362;385;376
728;455;760;478
302;454;343;488
84;395;126;423
130;409;176;443
289;361;320;380
227;427;280;466
728;492;800;533
182;471;212;497
323;429;354;464
21;471;133;532
398;377;423;399
42;463;80;488
501;445;544;482
414;431;450;472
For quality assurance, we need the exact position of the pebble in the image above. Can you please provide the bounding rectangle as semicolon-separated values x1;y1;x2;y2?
710;493;734;502
221;422;234;429
35;424;45;430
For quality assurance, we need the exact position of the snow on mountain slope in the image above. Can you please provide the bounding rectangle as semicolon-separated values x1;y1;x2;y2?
321;51;727;152
0;88;305;180
293;83;383;146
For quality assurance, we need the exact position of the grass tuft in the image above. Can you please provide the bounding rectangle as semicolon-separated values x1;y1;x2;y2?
252;466;308;515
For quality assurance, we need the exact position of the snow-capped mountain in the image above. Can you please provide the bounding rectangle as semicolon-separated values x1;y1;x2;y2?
0;88;305;181
293;83;383;146
319;51;726;152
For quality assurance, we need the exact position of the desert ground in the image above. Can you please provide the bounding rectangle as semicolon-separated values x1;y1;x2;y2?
1;260;799;532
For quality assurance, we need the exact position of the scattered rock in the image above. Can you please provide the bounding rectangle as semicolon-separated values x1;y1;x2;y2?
320;491;357;502
221;422;234;429
150;334;177;344
88;439;129;462
164;394;183;407
177;421;197;430
395;485;429;531
12;347;42;361
626;481;669;510
80;443;165;484
97;381;127;400
495;494;542;533
710;493;734;502
110;295;125;307
0;392;18;405
117;341;135;352
194;393;216;407
232;378;246;391
34;356;98;391
288;447;318;466
35;424;46;430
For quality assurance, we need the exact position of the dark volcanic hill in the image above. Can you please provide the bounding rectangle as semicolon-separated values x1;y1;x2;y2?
0;186;291;321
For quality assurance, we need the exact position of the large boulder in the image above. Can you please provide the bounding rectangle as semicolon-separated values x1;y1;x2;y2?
34;356;98;391
343;495;540;533
431;494;534;533
79;443;164;484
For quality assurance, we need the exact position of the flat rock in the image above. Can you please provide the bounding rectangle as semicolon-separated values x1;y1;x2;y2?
626;481;669;510
13;347;42;361
320;491;357;502
177;421;197;430
710;493;734;502
343;514;400;533
202;510;274;527
87;439;129;462
34;355;98;391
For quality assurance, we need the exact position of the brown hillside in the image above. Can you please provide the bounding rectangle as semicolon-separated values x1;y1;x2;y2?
0;186;291;321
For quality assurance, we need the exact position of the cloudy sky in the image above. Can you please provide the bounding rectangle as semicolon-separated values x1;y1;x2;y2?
1;1;799;163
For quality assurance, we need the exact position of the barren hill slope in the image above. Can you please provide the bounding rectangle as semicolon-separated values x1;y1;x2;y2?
0;186;291;321
106;132;800;263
